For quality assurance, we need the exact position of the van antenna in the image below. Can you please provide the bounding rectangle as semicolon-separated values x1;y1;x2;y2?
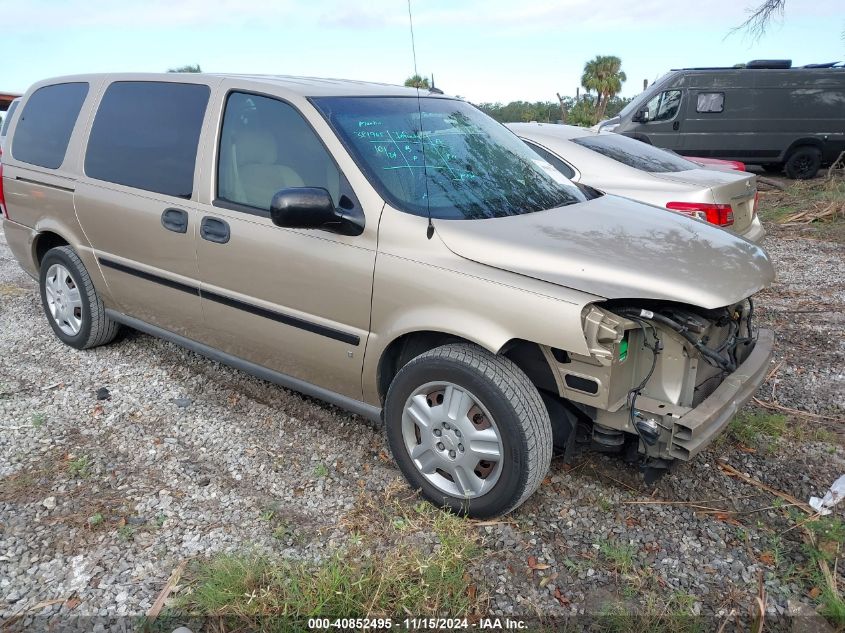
407;0;434;239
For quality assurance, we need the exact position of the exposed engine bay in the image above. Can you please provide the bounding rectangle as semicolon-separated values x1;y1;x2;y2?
540;298;761;476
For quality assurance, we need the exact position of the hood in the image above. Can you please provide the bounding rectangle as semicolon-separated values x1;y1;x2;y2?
434;195;774;310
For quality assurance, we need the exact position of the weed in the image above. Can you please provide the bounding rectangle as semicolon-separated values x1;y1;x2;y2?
599;541;636;575
727;412;786;447
597;496;613;512
88;513;104;528
313;463;329;478
154;514;167;528
597;591;703;633
117;524;136;541
68;455;92;478
31;412;47;428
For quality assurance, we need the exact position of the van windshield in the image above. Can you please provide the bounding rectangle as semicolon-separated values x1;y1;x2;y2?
572;133;701;173
312;97;586;219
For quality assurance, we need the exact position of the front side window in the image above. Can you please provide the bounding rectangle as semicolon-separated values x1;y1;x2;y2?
12;83;89;169
217;92;343;212
522;140;577;179
85;81;210;198
696;92;725;113
312;97;586;220
644;90;682;122
572;133;700;173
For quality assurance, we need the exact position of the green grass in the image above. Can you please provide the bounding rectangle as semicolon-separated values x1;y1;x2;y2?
727;411;786;447
599;541;636;575
313;463;329;478
173;503;480;625
597;592;703;633
87;512;104;528
758;177;845;243
31;412;47;428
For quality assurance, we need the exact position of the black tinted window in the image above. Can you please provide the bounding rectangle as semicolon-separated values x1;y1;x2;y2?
1;100;20;137
12;83;88;169
85;82;210;198
573;134;699;173
523;140;576;179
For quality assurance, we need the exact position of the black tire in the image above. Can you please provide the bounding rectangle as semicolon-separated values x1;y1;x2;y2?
39;246;120;350
784;147;821;180
761;163;783;174
384;343;552;518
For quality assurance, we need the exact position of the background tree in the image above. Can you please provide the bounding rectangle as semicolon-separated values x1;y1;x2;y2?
580;55;627;124
404;74;431;89
735;0;842;41
168;64;202;73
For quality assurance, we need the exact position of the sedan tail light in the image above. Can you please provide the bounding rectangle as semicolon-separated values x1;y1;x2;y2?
666;201;734;227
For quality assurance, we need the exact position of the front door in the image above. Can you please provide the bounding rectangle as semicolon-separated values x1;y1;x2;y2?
75;80;211;336
627;89;685;151
195;89;377;399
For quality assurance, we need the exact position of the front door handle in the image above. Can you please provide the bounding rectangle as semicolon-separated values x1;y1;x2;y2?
673;121;680;131
161;208;189;234
200;216;230;244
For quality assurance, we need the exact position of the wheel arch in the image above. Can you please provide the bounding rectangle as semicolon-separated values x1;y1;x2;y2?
375;330;558;403
33;230;71;268
784;138;824;160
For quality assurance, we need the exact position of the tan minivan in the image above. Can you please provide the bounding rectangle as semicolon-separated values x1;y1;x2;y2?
1;74;775;517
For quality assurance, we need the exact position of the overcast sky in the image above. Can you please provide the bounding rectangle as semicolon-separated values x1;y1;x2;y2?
2;0;842;103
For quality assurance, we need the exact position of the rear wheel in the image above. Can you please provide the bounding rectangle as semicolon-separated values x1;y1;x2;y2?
784;147;821;180
384;343;552;518
39;246;120;349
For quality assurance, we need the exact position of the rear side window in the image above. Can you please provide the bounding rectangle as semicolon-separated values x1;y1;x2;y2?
12;83;89;169
523;140;576;179
1;100;20;137
85;81;210;198
696;92;724;113
572;134;700;173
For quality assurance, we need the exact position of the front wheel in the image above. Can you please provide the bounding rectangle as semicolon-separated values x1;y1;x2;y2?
384;344;552;518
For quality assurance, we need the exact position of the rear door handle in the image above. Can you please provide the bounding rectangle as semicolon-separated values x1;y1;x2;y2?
161;208;189;234
200;216;230;244
673;121;680;131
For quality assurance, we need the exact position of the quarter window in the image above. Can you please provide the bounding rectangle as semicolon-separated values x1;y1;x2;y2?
523;140;576;179
217;92;343;212
85;81;210;198
644;90;682;122
1;99;20;137
12;83;89;169
696;92;725;113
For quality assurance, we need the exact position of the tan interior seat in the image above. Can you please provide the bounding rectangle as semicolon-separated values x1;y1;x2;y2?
229;129;304;209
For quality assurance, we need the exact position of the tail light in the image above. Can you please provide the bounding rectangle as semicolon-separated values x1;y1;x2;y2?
0;162;7;219
667;201;734;227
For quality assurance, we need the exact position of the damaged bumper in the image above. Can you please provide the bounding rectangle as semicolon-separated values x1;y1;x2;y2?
667;328;774;460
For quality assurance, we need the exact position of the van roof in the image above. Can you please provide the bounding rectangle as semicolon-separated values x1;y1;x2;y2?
27;73;452;99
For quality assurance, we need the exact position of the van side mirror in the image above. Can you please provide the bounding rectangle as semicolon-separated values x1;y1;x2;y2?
633;108;651;123
270;187;364;236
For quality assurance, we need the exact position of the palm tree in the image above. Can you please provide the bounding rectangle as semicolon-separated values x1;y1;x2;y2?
404;74;430;89
581;56;627;124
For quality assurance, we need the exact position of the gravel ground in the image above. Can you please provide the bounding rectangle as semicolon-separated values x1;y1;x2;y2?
1;217;843;628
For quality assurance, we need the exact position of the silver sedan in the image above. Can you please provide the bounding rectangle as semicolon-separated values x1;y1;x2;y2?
509;122;765;243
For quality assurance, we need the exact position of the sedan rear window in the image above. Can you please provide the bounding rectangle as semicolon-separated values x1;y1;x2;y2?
572;134;700;173
312;97;585;220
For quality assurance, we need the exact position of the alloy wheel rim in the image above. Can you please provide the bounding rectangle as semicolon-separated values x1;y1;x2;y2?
401;381;504;499
45;264;83;336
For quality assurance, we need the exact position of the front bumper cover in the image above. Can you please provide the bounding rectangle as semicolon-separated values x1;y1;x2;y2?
668;328;774;460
